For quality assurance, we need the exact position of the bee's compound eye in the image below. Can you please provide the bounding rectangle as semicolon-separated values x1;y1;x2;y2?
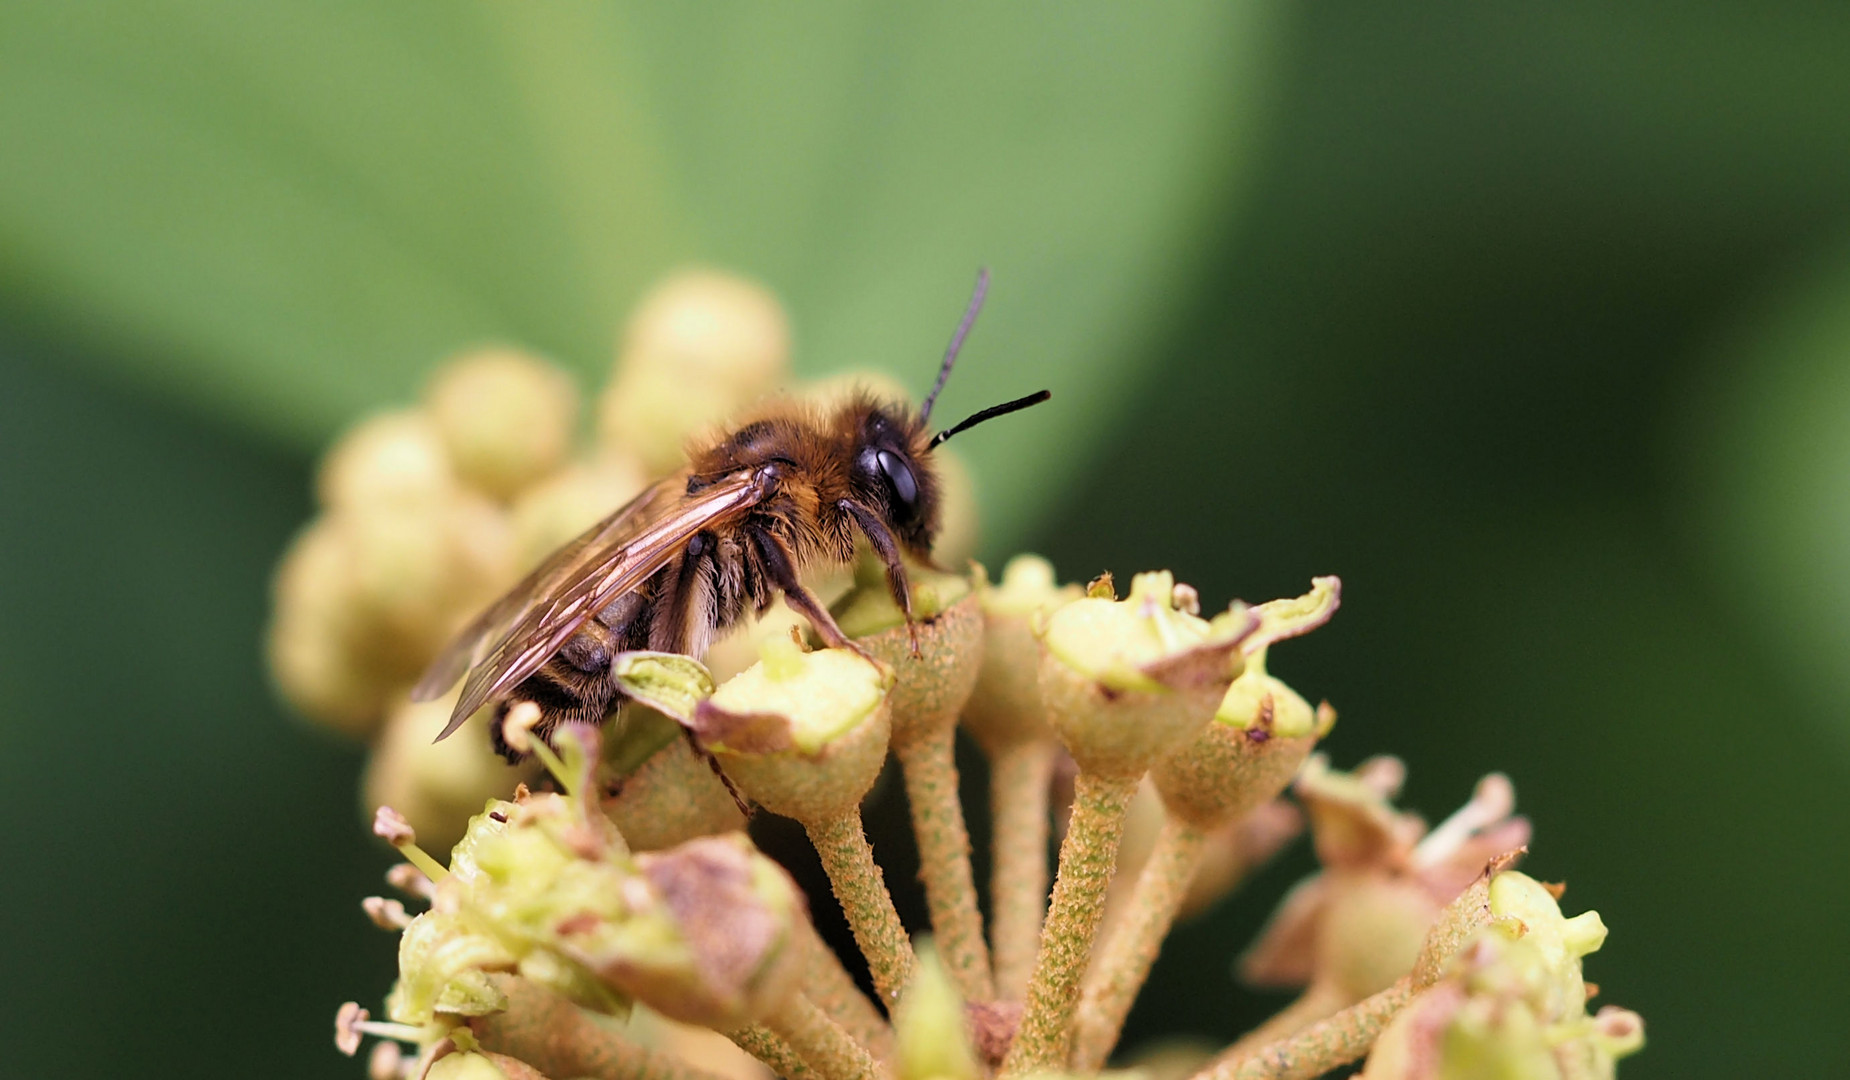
876;450;919;507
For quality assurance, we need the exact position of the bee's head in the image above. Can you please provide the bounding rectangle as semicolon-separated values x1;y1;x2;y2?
848;402;940;552
850;269;1051;554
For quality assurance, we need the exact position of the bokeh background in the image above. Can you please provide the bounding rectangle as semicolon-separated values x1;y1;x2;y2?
4;4;1849;1077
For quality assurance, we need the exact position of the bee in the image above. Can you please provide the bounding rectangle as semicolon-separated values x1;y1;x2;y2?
413;270;1049;761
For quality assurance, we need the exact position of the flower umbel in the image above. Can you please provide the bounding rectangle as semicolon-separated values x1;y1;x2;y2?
294;271;1643;1080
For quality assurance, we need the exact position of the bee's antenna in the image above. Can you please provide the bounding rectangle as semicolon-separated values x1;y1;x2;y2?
919;267;990;426
928;389;1051;450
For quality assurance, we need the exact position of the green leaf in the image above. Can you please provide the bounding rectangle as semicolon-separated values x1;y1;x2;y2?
0;2;1284;546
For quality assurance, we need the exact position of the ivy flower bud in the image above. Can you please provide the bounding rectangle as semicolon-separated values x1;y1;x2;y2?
1360;871;1642;1080
426;1051;527;1080
931;447;980;567
1036;570;1253;778
961;555;1082;754
317;408;459;511
1241;760;1532;1006
268;518;384;736
1152;578;1341;829
346;494;512;654
831;559;981;749
895;945;980;1080
563;834;806;1030
599;270;791;471
385;909;517;1026
270;471;516;739
425;348;580;501
508;450;650;570
692;635;894;821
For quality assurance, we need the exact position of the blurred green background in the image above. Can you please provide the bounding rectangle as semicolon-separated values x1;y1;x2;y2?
4;4;1849;1077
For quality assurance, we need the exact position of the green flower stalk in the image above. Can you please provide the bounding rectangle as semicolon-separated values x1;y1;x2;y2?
796;918;897;1062
1073;578;1340;1069
610;647;905;1039
833;560;993;1002
961;555;1083;1001
470;974;735;1080
685;635;916;1006
1003;571;1253;1076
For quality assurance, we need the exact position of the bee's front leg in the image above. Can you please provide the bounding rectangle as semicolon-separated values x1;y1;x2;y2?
838;500;920;658
749;524;874;662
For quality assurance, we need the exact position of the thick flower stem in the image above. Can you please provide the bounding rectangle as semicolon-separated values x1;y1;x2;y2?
1191;978;1415;1080
987;739;1056;1001
1000;770;1139;1076
1071;815;1208;1069
764;992;891;1080
799;919;895;1060
805;810;918;1005
730;1023;821;1080
472;974;732;1080
895;728;994;1002
1200;983;1349;1074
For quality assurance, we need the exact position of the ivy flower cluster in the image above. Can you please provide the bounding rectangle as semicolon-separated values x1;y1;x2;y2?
271;271;1644;1080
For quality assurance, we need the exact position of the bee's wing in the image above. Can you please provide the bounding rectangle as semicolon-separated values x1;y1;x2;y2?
429;467;775;741
411;478;678;705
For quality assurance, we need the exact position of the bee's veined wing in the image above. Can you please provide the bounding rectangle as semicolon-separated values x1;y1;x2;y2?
411;478;677;705
421;467;776;741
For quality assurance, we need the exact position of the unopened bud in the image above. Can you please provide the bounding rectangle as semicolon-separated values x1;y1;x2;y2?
961;555;1081;753
426;1052;515;1080
931;448;980;567
895;944;979;1080
425;348;580;501
318;409;459;511
268;518;388;737
508;450;650;569
599;271;791;470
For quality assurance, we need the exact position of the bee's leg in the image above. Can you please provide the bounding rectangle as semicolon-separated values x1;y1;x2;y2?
694;730;752;817
839;500;920;657
749;524;864;656
489;699;546;765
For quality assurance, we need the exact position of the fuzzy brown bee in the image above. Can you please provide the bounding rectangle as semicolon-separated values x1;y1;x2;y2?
412;271;1049;760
